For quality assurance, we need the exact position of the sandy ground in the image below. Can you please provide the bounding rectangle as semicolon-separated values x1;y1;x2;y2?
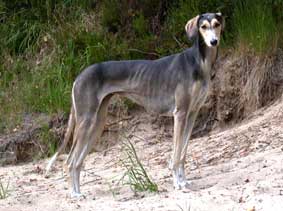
1;98;283;211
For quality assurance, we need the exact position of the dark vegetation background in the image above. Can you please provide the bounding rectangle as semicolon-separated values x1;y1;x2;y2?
0;0;283;138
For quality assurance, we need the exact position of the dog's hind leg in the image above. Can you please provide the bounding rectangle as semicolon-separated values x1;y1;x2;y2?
66;95;112;197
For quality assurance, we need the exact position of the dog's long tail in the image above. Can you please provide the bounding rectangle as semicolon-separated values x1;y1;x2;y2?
45;105;76;177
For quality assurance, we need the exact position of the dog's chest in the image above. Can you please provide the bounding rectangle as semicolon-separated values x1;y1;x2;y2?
193;59;211;82
200;59;211;76
190;59;211;107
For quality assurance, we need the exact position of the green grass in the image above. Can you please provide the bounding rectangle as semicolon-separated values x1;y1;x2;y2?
233;0;278;53
0;4;130;132
119;139;158;193
0;179;9;199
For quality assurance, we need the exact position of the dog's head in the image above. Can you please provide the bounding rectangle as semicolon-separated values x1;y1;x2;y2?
185;13;225;47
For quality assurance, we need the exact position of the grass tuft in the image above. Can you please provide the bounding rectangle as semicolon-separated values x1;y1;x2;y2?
0;179;10;199
119;138;158;193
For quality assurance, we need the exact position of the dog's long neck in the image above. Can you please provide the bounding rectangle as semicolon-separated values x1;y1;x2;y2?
193;33;218;79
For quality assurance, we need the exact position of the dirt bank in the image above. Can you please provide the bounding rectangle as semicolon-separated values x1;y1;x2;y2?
1;95;283;211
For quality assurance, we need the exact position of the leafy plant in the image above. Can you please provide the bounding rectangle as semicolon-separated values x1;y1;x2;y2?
133;13;149;37
101;0;122;33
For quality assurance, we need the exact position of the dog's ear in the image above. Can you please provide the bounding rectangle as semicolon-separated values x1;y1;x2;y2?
216;12;225;33
185;15;199;40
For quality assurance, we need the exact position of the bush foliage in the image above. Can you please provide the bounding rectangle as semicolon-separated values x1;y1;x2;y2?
0;0;282;132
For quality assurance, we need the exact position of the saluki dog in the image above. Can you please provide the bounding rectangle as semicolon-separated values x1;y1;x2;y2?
46;12;224;197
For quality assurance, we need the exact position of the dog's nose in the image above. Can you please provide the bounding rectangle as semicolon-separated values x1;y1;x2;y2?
210;39;218;46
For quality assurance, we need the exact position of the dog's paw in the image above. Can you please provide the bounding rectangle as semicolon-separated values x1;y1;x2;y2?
174;179;192;190
44;172;50;178
70;191;86;199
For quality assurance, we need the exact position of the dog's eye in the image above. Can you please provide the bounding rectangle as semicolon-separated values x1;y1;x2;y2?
214;23;220;28
201;25;207;30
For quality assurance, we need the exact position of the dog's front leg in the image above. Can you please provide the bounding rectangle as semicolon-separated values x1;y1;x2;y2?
172;108;200;189
172;107;189;189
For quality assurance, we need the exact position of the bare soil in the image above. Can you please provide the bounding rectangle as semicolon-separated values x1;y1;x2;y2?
1;95;283;211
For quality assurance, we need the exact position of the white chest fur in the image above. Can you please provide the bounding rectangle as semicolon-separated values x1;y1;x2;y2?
200;58;211;80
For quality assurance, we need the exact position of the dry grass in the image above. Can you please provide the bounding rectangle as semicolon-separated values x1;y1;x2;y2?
241;52;283;114
214;50;283;125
